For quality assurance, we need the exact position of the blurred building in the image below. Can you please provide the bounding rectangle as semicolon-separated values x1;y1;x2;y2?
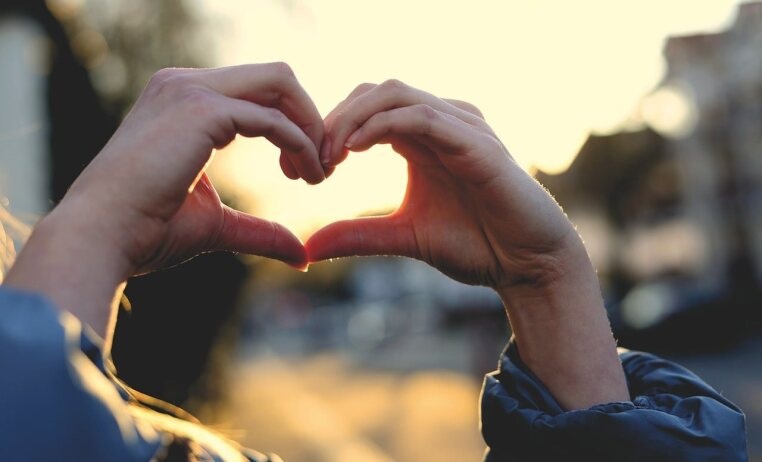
0;16;50;220
0;0;249;418
538;2;762;349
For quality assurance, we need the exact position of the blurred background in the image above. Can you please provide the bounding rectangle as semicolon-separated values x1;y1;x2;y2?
1;0;761;460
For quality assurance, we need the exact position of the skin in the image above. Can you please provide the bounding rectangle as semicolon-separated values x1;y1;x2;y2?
5;63;324;345
4;65;628;412
307;80;629;409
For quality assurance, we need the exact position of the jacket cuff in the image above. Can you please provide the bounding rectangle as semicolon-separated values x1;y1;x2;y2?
480;339;747;461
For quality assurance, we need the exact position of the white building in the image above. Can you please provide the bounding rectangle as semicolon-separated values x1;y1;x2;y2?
0;16;51;222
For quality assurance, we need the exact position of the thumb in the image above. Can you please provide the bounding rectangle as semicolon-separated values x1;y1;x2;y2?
305;214;419;262
214;205;308;270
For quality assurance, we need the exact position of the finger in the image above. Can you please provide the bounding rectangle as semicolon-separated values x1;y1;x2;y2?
324;79;489;166
344;104;505;186
197;63;324;148
444;99;486;120
324;165;336;178
279;152;300;180
215;205;308;270
305;214;418;262
320;83;376;166
221;96;325;184
345;104;476;154
324;83;377;129
194;64;325;175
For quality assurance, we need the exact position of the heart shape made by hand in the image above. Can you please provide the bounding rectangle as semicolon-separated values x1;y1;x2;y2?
196;76;573;293
111;67;571;293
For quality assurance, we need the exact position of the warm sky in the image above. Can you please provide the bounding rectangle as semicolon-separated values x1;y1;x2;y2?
201;0;744;238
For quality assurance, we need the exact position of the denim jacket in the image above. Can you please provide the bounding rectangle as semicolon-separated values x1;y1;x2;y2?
481;340;748;461
0;287;748;461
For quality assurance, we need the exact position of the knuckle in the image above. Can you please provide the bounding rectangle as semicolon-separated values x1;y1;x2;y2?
380;78;408;94
203;105;235;147
479;133;505;153
331;108;349;125
177;86;214;113
265;106;287;123
148;68;179;85
415;104;439;121
450;99;485;119
269;61;296;78
146;68;188;95
352;82;376;96
412;104;438;135
263;62;298;107
262;107;287;135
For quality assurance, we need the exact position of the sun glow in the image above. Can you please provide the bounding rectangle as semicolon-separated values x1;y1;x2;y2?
202;0;742;238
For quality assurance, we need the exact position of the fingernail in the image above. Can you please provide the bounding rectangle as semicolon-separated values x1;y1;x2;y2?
320;136;332;166
345;131;359;149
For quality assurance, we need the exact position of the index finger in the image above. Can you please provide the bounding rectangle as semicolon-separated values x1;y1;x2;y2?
323;80;491;167
198;63;324;148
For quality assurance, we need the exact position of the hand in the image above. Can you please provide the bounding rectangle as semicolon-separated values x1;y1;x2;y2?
306;80;629;410
5;63;326;339
306;79;578;291
63;63;327;274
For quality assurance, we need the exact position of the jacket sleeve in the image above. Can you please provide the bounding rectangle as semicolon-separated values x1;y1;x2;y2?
0;287;166;462
480;339;748;462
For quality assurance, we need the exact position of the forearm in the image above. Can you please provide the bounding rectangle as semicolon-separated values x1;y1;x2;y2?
4;203;131;344
497;238;629;410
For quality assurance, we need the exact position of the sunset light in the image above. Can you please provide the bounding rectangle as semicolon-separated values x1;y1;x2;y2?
202;0;742;238
1;1;759;460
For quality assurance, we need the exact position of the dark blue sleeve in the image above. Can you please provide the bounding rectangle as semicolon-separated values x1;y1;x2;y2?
0;287;166;461
480;340;748;462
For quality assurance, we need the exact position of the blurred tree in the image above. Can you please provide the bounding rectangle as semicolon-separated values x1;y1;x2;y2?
82;0;211;113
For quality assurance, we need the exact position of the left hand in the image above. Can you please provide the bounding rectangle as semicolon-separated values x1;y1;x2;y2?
60;63;327;274
5;63;326;339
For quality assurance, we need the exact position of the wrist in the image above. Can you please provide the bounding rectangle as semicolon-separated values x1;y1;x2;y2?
495;233;592;305
495;238;629;410
43;199;136;279
4;201;134;340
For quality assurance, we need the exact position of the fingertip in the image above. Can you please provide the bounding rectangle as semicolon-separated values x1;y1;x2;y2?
279;152;300;180
304;226;343;262
305;215;414;262
324;146;351;168
281;238;309;270
303;235;325;263
303;170;326;185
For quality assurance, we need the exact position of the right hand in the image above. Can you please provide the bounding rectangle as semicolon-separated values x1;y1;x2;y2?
307;80;581;292
306;80;629;410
